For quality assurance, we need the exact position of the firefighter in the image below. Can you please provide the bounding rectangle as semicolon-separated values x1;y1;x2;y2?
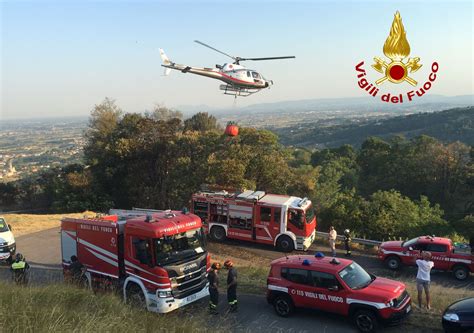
208;262;221;314
69;255;85;286
343;229;352;257
11;253;30;285
224;259;238;312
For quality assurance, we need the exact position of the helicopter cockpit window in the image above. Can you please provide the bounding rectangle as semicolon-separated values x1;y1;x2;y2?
252;72;260;79
247;71;251;77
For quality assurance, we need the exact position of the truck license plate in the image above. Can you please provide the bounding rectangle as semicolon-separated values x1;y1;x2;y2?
406;305;411;313
186;294;197;302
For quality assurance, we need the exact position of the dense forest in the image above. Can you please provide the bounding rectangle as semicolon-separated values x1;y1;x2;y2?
1;99;473;242
273;107;474;148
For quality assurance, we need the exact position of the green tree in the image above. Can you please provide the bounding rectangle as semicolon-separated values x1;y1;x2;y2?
148;104;183;121
183;112;219;132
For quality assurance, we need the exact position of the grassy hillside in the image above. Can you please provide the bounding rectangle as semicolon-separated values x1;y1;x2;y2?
0;282;209;332
273;106;474;148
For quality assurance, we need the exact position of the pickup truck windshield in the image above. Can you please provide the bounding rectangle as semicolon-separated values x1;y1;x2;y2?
154;228;206;266
339;262;374;290
0;219;8;232
402;237;418;247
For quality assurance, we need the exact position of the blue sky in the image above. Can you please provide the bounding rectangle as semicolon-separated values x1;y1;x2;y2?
1;0;473;119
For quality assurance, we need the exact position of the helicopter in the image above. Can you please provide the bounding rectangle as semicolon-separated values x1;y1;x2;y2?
160;40;295;97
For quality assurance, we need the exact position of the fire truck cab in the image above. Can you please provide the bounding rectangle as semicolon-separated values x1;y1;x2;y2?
191;190;316;252
61;209;210;313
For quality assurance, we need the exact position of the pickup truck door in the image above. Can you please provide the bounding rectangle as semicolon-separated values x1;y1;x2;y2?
425;243;450;270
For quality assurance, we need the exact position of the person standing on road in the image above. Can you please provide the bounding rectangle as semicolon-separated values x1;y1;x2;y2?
11;253;30;285
416;251;434;310
208;262;221;314
224;259;238;312
328;226;337;257
343;229;352;257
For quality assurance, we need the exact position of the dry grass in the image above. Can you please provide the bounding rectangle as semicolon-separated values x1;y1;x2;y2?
2;212;95;237
0;281;211;333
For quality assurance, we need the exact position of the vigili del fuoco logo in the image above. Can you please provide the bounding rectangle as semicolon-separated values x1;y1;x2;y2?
355;11;439;104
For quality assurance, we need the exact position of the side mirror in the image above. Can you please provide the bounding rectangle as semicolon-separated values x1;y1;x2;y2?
328;285;339;292
8;224;12;231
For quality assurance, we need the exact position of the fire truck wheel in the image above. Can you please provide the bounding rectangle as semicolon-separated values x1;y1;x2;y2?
126;284;147;309
276;236;294;252
273;294;294;317
210;226;226;242
453;265;469;281
385;256;401;270
353;309;378;333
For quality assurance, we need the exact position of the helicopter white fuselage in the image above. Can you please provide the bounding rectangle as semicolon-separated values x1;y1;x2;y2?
160;48;272;90
162;62;271;89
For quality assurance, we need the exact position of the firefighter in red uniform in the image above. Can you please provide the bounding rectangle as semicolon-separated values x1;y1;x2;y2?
224;259;238;312
208;262;221;314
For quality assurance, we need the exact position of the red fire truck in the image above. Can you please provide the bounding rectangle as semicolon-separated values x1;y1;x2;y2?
191;190;316;252
61;208;210;313
378;235;474;280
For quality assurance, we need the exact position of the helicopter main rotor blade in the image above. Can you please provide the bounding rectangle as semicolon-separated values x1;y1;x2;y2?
241;56;296;61
194;40;236;61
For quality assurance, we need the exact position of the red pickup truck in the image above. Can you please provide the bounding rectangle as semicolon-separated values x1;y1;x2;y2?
378;236;473;280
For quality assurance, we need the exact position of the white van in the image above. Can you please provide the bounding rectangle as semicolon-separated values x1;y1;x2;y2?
0;217;16;263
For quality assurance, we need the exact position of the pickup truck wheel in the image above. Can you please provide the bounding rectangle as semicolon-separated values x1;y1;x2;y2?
126;284;147;310
210;226;226;242
453;265;469;281
353;309;378;333
277;236;294;252
273;295;294;317
385;256;401;270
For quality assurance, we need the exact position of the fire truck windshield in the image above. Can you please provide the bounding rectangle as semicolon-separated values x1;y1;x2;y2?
154;228;206;266
338;262;374;290
305;205;315;224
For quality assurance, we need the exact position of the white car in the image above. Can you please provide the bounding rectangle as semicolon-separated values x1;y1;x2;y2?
0;217;16;263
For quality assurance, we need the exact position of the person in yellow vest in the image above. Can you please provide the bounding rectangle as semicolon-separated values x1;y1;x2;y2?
11;253;30;285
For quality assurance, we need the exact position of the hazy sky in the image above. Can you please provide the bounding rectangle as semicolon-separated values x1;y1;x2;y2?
1;0;473;119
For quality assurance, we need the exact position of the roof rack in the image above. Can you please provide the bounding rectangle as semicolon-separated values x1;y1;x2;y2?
236;190;265;201
109;208;170;220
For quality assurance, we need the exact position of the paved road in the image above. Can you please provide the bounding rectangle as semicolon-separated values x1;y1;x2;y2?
15;227;61;267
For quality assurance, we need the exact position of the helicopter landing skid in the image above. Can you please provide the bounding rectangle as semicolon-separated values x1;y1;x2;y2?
220;84;260;97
